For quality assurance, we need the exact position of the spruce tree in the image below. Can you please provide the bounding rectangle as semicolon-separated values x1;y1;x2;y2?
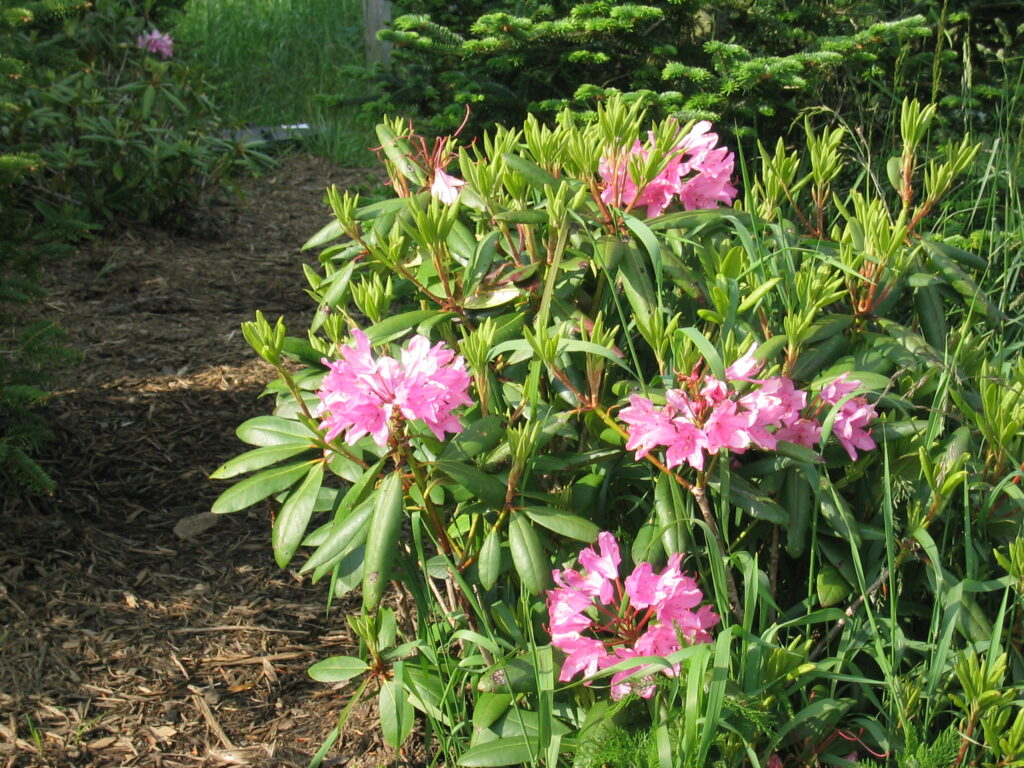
350;0;1014;142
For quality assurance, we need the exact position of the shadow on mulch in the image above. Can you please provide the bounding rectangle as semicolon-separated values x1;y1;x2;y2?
1;155;426;768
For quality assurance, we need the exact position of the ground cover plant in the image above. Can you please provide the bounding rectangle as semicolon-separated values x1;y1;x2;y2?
215;94;1024;766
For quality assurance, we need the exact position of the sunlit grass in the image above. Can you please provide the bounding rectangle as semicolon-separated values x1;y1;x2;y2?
172;0;375;165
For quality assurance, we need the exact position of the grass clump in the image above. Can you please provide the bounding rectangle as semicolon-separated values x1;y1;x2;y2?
171;0;375;165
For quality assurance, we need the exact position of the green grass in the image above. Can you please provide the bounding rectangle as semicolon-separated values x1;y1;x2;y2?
171;0;376;165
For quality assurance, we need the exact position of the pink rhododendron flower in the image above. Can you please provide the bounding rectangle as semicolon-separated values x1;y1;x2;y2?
819;372;861;404
315;329;472;448
136;29;173;59
818;374;878;460
430;168;465;204
599;120;738;217
620;346;879;468
547;533;719;700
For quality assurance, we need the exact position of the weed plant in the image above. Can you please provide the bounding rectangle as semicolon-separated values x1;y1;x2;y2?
172;0;375;165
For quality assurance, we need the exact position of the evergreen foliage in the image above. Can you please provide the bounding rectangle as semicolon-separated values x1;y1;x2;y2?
0;0;88;494
350;0;1020;142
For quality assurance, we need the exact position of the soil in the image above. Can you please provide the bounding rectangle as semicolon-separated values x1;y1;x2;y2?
0;155;427;768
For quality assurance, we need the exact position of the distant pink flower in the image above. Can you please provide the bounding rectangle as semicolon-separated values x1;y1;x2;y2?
766;755;784;768
547;533;719;700
578;531;621;602
136;29;173;59
430;168;465;204
831;399;877;460
315;329;472;448
599;121;738;217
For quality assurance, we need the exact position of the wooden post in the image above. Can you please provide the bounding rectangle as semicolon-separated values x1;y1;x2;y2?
363;0;393;66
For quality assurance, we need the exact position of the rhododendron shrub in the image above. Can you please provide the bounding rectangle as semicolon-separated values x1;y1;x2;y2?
213;98;1014;766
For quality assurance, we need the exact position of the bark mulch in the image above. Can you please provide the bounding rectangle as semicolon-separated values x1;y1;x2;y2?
1;155;426;768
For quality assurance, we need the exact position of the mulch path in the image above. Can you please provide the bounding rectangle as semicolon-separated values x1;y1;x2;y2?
1;155;425;768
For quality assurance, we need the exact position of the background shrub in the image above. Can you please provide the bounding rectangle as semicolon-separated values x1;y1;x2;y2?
346;0;1021;145
0;0;271;493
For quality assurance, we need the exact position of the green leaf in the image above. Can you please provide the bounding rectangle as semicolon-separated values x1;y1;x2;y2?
464;286;521;310
210;444;316;479
458;736;537;767
434;459;507;509
303;493;380;576
311;261;358;333
616;242;656;333
774;440;823;465
365;310;455;345
375;123;426;185
354;194;415;222
819;479;861;545
924;241;1006;324
471;692;512;730
503;153;560;189
236;415;317;446
493;209;548;225
653;471;682;555
211;460;315;514
509;515;548;595
726;474;788;524
559;339;634;374
404;664;449;724
521;506;599;541
477;526;504;591
379;671;414;747
140;84;156;120
273;462;325;568
441;416;505;461
307;655;369;683
816;563;852;607
677;327;725;381
622;212;663;295
303;218;344;250
305;502;374;578
463;230;501;299
362;472;406;611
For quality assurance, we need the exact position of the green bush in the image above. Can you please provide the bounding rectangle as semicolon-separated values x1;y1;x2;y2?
0;0;271;493
6;0;274;229
215;98;1024;765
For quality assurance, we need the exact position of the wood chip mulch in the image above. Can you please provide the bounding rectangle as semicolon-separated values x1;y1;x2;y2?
1;155;426;768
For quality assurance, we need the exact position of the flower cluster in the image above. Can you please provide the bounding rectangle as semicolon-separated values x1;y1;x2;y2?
599;121;738;218
136;29;173;59
619;349;878;471
315;329;472;448
547;532;719;700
